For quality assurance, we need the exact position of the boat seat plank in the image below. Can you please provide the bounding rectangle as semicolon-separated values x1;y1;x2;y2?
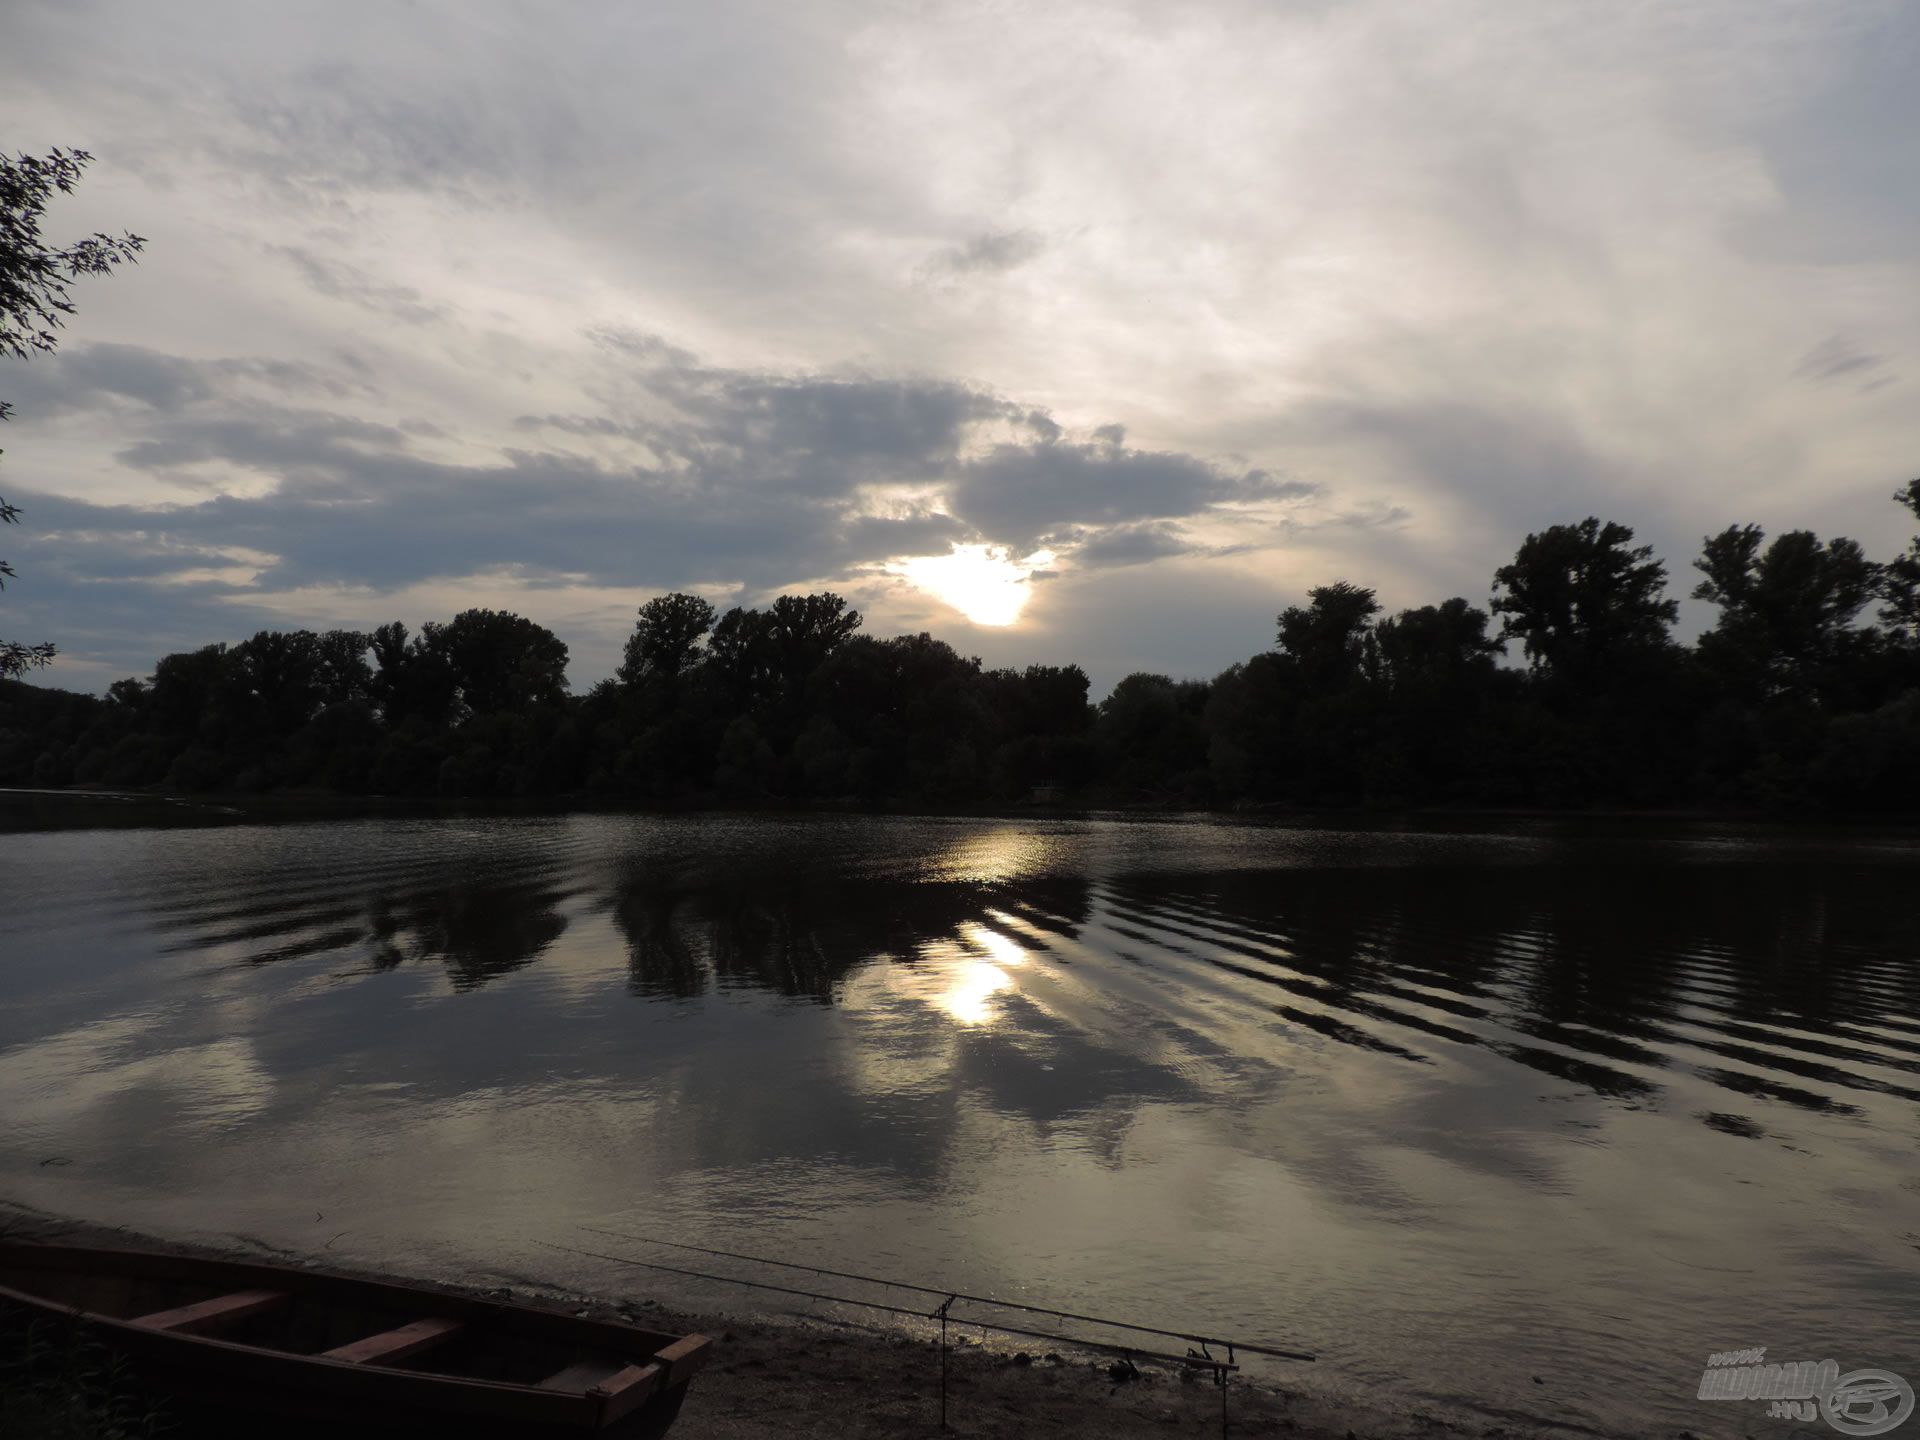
321;1316;464;1366
130;1289;288;1335
592;1363;665;1424
591;1363;661;1400
538;1355;633;1393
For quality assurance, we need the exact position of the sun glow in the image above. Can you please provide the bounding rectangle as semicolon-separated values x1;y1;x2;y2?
936;922;1030;1026
895;543;1052;627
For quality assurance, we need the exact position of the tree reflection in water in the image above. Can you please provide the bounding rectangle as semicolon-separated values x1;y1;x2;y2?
604;856;1091;1005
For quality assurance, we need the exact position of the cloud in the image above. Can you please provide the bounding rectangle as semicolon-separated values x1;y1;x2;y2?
949;441;1311;553
273;247;448;326
1734;10;1920;266
2;338;1306;682
1793;335;1895;394
927;229;1047;277
11;341;1284;587
843;508;972;557
1068;521;1197;569
3;344;355;420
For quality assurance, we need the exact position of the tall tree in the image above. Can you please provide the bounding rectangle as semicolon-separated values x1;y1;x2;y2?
1276;581;1381;690
1375;597;1503;690
704;605;777;709
147;643;240;744
618;592;716;687
1097;672;1212;797
369;621;458;727
765;592;863;689
1;149;144;678
421;609;570;717
1881;479;1920;640
1491;517;1677;683
705;592;863;723
312;628;374;708
233;629;328;739
1692;525;1879;702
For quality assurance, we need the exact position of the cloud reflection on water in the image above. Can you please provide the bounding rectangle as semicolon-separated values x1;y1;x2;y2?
2;813;1918;1438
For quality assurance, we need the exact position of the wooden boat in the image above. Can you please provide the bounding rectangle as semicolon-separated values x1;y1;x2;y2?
0;1242;710;1438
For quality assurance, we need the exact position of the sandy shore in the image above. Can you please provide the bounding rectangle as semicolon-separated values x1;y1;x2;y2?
0;1206;1567;1439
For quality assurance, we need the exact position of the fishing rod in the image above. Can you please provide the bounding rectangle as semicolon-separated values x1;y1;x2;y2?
577;1226;1316;1363
539;1239;1237;1373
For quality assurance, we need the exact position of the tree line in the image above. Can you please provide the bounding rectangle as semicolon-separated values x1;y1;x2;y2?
4;483;1920;813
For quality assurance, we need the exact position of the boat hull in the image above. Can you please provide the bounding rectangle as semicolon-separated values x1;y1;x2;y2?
0;1243;706;1439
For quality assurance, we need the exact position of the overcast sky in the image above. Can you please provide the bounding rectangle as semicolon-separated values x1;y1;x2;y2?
3;1;1916;694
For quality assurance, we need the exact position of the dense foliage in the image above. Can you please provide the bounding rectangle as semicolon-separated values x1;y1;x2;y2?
6;486;1920;813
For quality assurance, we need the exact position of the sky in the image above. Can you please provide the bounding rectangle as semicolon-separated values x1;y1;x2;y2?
2;0;1917;695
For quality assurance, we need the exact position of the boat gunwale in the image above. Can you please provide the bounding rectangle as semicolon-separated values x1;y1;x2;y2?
0;1242;710;1428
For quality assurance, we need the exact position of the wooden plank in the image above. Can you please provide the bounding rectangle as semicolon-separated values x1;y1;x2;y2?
538;1356;630;1393
321;1317;463;1366
652;1334;711;1386
129;1289;288;1335
591;1362;664;1425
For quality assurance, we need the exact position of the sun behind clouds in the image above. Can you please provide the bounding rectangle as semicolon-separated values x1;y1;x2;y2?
894;543;1053;627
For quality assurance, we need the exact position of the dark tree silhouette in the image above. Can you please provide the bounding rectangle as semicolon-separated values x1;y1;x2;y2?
1;149;144;677
1692;525;1879;704
370;621;459;728
618;592;716;686
1375;598;1503;688
5;494;1920;812
1277;582;1381;690
1881;479;1920;640
1096;672;1211;798
422;609;569;717
1491;517;1678;684
765;592;863;697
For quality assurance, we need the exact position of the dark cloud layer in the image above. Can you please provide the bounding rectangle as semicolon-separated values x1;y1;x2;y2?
4;344;354;418
1067;521;1198;569
1;339;1308;680
951;442;1307;552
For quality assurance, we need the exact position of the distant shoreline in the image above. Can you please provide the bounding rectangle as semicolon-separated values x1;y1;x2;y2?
5;782;1916;831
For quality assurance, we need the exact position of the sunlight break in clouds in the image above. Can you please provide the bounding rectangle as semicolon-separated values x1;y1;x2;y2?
893;544;1055;627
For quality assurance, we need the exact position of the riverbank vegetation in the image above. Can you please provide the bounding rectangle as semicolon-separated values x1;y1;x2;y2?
4;485;1920;813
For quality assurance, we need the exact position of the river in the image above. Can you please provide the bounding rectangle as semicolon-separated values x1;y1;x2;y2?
2;807;1915;1435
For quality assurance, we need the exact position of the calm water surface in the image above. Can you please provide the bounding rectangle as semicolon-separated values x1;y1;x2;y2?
3;810;1917;1435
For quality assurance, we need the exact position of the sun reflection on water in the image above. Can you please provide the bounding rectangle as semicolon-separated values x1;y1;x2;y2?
936;921;1028;1026
928;827;1061;884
